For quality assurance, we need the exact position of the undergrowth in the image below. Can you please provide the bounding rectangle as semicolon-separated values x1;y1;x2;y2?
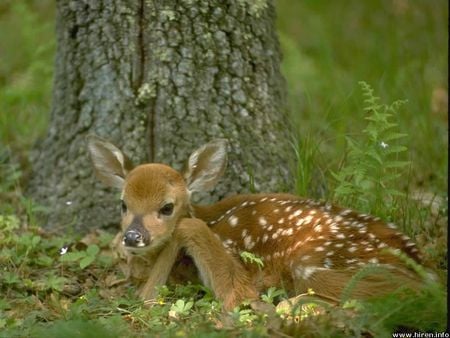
331;81;410;218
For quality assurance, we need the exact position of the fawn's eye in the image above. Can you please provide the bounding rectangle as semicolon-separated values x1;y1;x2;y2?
121;200;127;214
159;203;174;216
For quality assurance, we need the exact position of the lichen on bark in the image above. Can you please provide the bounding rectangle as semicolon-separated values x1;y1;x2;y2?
27;0;294;233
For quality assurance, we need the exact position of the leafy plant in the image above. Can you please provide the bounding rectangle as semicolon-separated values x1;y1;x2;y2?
261;287;287;304
331;81;410;217
59;244;101;269
169;299;194;318
240;251;264;270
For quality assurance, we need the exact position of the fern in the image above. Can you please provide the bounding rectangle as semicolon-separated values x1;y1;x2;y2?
240;251;264;270
331;81;410;216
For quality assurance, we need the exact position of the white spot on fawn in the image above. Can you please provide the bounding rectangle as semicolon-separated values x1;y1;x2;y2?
293;209;302;217
329;223;339;232
244;236;255;250
376;243;387;249
315;246;325;252
262;234;269;243
259;216;267;226
340;209;352;216
387;222;397;229
295;266;319;279
334;215;343;222
323;258;333;268
222;239;234;249
225;207;235;215
284;228;294;236
229;215;239;227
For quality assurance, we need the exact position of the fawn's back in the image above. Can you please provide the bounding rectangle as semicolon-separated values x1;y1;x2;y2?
194;193;424;299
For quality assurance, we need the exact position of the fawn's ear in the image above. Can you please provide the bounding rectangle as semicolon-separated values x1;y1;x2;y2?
86;134;133;189
183;139;228;193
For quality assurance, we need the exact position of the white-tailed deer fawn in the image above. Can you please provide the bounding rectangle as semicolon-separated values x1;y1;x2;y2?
87;135;427;310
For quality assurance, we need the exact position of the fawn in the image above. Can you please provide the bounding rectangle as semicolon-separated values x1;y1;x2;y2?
87;135;426;310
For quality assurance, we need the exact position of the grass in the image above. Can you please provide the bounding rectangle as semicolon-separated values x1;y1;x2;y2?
0;0;448;336
0;1;54;153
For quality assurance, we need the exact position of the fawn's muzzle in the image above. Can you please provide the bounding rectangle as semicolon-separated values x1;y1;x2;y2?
123;230;142;247
122;228;150;248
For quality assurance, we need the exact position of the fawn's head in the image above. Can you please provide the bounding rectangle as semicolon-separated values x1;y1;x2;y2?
87;135;227;254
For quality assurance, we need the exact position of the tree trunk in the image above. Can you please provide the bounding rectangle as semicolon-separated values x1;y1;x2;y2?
27;0;294;233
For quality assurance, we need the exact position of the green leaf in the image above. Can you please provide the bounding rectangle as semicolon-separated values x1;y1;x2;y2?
384;161;410;169
2;271;20;285
46;275;68;292
86;244;100;256
384;145;408;154
382;132;408;141
59;251;84;263
365;149;383;164
79;255;96;269
36;254;53;267
31;235;41;247
0;215;20;231
240;251;264;269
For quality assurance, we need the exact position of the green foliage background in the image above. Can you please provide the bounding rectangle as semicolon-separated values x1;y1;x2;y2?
0;0;447;336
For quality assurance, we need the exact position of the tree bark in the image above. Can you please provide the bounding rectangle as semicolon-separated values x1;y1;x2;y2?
27;0;294;233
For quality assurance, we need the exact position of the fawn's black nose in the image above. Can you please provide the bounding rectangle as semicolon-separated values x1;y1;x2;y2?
123;230;145;247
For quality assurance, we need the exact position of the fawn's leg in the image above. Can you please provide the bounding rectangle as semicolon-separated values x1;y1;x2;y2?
288;266;422;306
175;218;258;310
138;238;181;301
